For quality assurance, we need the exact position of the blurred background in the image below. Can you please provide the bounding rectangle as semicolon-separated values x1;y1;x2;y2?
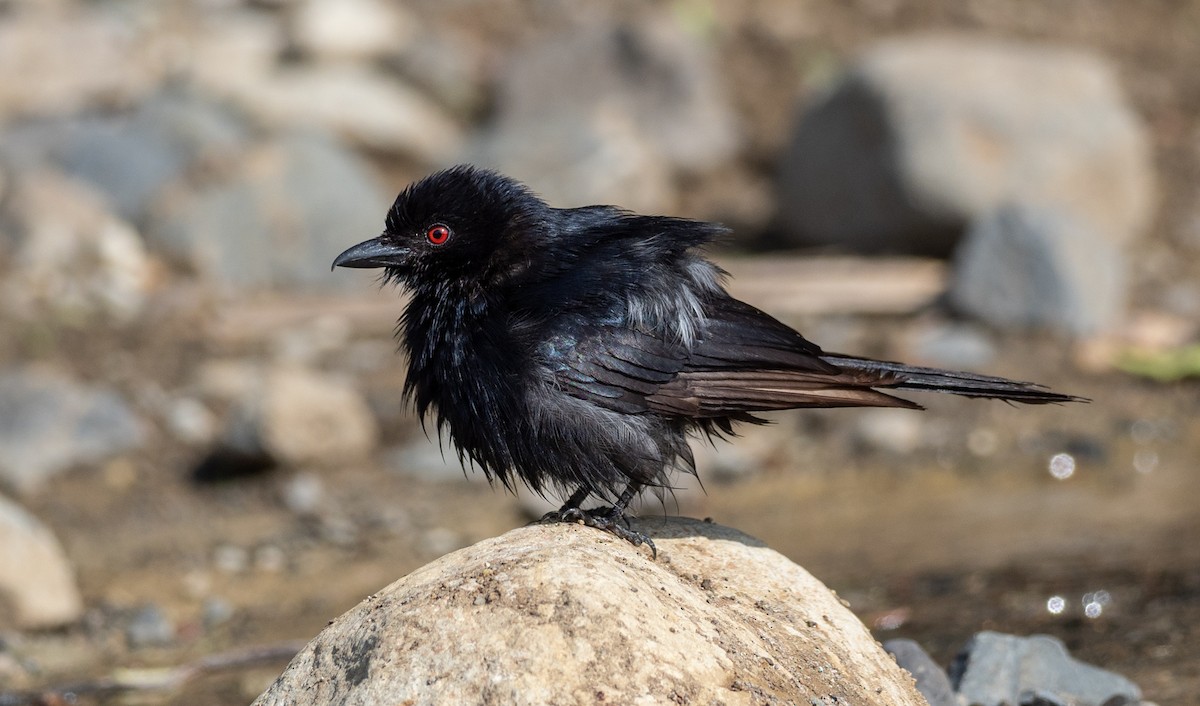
0;0;1198;703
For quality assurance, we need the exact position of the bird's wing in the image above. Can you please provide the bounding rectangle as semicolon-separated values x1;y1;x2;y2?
546;296;918;419
645;297;918;416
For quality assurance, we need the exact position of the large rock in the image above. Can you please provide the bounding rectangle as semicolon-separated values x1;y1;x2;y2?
145;129;390;290
950;203;1127;334
778;35;1155;255
53;88;252;223
253;517;926;706
0;494;84;629
0;368;146;494
469;21;740;214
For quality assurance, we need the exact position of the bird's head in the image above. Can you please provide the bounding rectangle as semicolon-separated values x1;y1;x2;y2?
333;165;549;290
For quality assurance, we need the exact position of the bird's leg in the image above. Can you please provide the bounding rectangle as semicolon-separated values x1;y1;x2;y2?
535;486;592;524
535;484;656;558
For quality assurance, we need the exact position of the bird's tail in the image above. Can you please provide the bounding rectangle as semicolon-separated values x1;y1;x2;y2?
821;354;1087;405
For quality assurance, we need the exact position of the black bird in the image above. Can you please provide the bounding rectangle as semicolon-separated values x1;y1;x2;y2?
334;165;1083;555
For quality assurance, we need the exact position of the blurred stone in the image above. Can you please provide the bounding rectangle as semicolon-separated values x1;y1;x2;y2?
778;36;1155;255
949;631;1142;706
690;424;783;482
0;368;147;494
884;639;956;706
188;9;287;98
214;544;250;574
202;597;235;629
289;0;413;62
950;203;1127;335
385;436;467;483
386;30;487;116
194;359;262;402
907;321;997;369
280;471;325;516
255;545;286;573
252;518;927;706
223;65;462;161
1;170;155;321
165;397;217;445
126;604;176;649
469;21;739;213
0;7;163;122
0;494;84;629
146;130;389;290
852;409;923;455
222;365;379;467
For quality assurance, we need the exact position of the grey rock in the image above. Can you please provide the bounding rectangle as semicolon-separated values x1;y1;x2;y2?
778;36;1155;255
126;604;176;649
146;130;389;290
950;203;1127;334
0;368;146;494
0;89;251;224
252;518;927;706
61;89;251;222
469;21;739;213
0;494;84;629
884;639;956;706
908;322;997;369
949;631;1142;706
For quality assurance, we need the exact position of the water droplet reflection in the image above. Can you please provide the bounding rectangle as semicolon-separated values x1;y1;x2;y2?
1048;452;1075;480
1046;596;1066;614
1133;449;1158;474
1081;590;1110;618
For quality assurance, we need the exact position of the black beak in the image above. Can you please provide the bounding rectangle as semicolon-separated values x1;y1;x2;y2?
332;237;409;270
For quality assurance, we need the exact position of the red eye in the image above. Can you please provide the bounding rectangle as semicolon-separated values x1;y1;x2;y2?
426;224;451;245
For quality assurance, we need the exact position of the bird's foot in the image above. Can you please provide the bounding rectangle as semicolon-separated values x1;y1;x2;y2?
536;505;656;558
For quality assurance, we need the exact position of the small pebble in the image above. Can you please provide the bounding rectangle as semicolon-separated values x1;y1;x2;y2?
202;597;235;629
126;604;175;648
281;472;325;516
214;544;249;574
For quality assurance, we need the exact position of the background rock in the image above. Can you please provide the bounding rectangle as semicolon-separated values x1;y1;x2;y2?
0;494;84;629
288;0;415;62
884;639;957;706
252;517;927;706
221;365;379;468
146;130;389;290
469;21;739;213
0;169;155;321
949;631;1142;706
223;65;462;162
950;203;1127;335
0;368;146;494
778;35;1155;255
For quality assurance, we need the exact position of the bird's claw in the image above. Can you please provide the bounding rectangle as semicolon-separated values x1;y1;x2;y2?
536;506;656;558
